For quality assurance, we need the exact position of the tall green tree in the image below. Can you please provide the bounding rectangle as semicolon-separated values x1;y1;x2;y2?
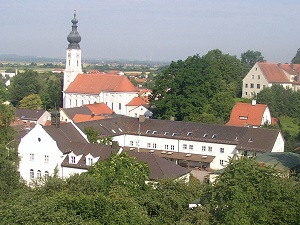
0;104;19;199
9;70;42;105
291;48;300;64
19;94;42;109
241;50;265;67
151;50;244;122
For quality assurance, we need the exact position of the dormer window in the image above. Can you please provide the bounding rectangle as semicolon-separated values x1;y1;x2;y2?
172;132;177;136
248;138;253;142
152;131;157;134
70;156;76;164
212;134;217;138
203;133;208;138
87;158;93;166
239;116;248;120
164;132;169;135
146;130;151;134
187;132;192;136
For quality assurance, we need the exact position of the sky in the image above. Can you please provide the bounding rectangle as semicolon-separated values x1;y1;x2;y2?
1;0;300;63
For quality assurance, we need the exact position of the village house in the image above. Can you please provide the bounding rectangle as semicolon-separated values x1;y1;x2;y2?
226;100;275;127
242;62;300;98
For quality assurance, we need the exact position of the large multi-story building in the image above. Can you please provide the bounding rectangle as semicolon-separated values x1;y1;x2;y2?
242;62;300;98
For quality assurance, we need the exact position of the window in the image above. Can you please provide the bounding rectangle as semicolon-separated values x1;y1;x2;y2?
111;103;114;110
152;143;157;149
71;156;76;164
30;153;34;161
136;141;139;147
45;171;49;178
37;170;41;179
87;158;93;166
203;133;208;138
245;92;248;96
187;132;193;136
77;60;79;66
147;143;151;148
251;75;254;79
44;155;49;163
30;169;34;179
130;141;134;146
245;83;248;88
220;148;224;153
243;151;248;156
183;144;187;150
189;145;193;150
257;84;260;89
250;83;254;88
208;146;212;152
119;103;121;110
258;75;260;79
171;145;175;150
220;160;224;165
165;145;169;150
202;146;206;151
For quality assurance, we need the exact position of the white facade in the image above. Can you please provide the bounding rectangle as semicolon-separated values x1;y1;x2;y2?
18;124;65;182
111;132;284;170
126;105;153;118
18;124;100;183
64;91;138;115
63;48;82;91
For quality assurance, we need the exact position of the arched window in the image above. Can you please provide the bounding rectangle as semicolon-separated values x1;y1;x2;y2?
30;169;34;179
37;170;41;179
45;171;49;178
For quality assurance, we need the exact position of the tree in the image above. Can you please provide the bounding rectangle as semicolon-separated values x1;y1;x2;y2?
84;127;99;143
8;70;42;105
151;50;244;122
19;94;42;109
241;50;265;67
88;153;150;193
0;104;19;199
291;48;300;64
208;157;300;224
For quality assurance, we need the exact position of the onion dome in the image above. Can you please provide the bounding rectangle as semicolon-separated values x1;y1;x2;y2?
67;12;81;49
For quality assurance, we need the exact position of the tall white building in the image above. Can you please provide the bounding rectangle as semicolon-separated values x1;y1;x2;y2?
63;12;82;92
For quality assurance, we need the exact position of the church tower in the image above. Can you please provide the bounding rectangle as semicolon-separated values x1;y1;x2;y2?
63;12;82;91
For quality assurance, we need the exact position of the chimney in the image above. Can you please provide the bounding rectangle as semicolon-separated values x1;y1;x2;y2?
251;100;257;106
291;63;294;70
278;63;281;68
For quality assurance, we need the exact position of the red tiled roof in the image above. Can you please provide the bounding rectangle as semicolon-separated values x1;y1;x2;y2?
65;74;139;94
126;97;147;106
258;62;290;83
85;102;114;114
226;102;268;127
73;114;107;123
280;64;300;75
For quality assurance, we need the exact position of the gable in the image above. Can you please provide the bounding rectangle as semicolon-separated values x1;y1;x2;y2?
65;74;139;94
226;102;268;127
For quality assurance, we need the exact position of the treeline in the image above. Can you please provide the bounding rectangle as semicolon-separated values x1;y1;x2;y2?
1;153;300;224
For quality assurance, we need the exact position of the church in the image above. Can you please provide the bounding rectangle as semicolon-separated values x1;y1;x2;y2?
62;13;141;116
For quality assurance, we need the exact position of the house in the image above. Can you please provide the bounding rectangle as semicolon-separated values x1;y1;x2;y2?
18;122;114;183
62;13;140;116
255;152;300;174
60;102;114;122
226;100;273;127
128;151;191;182
126;97;153;118
15;108;51;126
75;116;285;170
242;62;300;98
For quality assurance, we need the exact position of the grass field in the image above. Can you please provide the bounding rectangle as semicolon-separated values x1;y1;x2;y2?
279;116;300;137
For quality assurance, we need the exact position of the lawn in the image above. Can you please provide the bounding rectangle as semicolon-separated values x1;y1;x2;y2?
279;116;300;137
